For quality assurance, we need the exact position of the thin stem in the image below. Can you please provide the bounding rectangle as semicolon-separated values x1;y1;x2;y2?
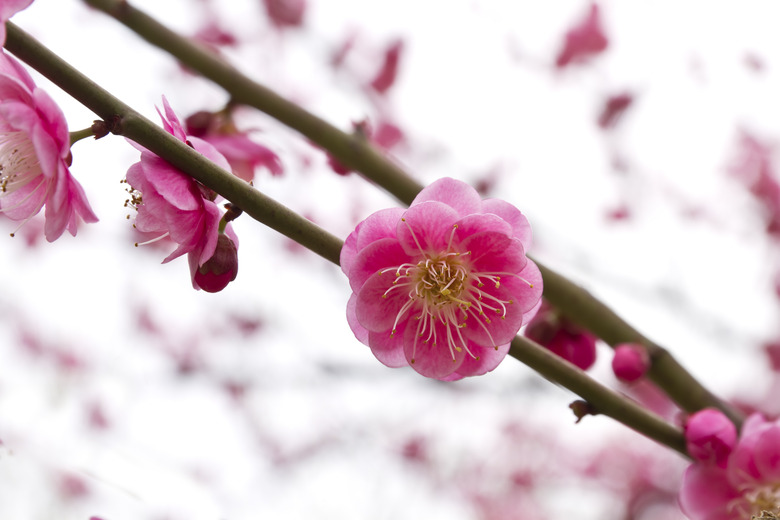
509;335;688;457
77;0;743;428
69;126;93;146
4;22;343;266
2;21;692;456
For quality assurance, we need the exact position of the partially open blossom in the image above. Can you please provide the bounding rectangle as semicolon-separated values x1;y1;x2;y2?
555;3;608;68
185;110;282;182
341;177;543;380
126;97;238;291
0;51;97;241
0;0;33;45
524;301;597;370
192;232;238;292
680;414;780;519
612;342;650;382
684;409;737;468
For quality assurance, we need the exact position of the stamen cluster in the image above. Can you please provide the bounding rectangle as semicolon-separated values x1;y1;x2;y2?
341;177;543;380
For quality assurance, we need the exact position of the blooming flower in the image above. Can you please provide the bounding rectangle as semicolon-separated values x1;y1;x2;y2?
126;97;238;291
341;177;543;380
0;51;97;240
680;413;780;519
555;3;608;68
524;301;597;370
185;110;282;183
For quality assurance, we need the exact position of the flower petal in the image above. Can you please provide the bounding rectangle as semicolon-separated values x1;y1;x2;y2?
402;320;465;379
396;201;459;257
411;177;482;217
482;198;533;248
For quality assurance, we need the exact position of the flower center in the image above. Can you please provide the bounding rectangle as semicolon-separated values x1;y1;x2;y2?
733;482;780;518
0;130;42;195
379;221;530;365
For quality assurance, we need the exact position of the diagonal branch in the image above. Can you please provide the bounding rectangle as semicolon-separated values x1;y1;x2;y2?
75;0;743;428
3;21;692;456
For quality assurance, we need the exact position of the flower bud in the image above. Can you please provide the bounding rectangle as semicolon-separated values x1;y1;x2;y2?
684;408;737;467
193;234;238;292
611;343;650;382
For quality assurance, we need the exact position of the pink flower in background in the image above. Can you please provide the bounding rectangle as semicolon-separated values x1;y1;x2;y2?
680;413;780;519
185;110;282;182
262;0;306;28
325;118;403;176
369;39;404;95
341;177;543;380
126;97;238;291
555;3;608;68
0;0;33;44
611;342;650;382
0;51;98;241
524;301;597;370
598;92;633;129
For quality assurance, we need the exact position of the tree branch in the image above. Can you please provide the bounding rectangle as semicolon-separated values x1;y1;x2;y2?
3;20;692;456
75;0;743;428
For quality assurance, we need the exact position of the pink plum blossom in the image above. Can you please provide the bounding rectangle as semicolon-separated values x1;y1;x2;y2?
126;97;239;291
185;110;282;182
684;408;737;469
555;3;608;68
524;301;597;370
262;0;306;28
612;342;650;382
341;177;543;380
0;0;33;45
680;413;780;519
0;51;98;240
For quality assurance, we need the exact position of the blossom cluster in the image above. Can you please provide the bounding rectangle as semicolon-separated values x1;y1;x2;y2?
681;410;780;519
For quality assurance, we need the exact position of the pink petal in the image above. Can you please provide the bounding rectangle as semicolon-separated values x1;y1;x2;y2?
140;156;201;211
355;207;405;251
481;198;533;249
346;237;410;292
346;293;369;345
460;281;526;346
411;177;482;217
679;464;737;520
396;201;459;257
367;327;408;368
443;342;510;380
754;426;780;482
340;222;362;276
32;88;70;157
459;231;526;274
355;270;414;333
402;321;465;379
